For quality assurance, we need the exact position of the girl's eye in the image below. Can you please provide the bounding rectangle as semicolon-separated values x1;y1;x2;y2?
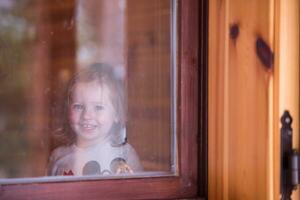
72;104;84;110
95;105;104;111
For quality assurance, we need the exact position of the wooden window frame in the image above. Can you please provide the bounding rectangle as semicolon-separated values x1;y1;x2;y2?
0;0;208;199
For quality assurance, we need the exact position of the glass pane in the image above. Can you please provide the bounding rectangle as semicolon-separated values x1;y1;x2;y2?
0;0;176;182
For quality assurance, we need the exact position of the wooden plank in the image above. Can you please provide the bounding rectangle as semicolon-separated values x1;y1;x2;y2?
209;0;275;199
274;0;300;199
208;0;229;198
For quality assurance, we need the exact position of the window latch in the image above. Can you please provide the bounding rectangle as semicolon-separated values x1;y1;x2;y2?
281;110;299;200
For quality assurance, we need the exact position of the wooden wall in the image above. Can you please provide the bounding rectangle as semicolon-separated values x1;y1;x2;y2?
209;0;299;199
126;0;172;171
276;0;300;198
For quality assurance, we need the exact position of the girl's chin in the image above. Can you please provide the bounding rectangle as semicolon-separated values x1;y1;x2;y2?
76;136;103;147
77;133;109;142
79;132;100;140
80;127;97;133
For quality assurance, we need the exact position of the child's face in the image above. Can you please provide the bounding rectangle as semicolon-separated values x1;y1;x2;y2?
69;80;118;147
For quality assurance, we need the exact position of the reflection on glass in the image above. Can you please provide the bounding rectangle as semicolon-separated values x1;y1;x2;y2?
0;0;175;181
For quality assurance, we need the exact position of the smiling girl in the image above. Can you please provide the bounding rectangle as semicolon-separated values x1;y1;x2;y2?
48;63;142;176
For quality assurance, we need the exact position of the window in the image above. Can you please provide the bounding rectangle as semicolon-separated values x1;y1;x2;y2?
0;0;206;199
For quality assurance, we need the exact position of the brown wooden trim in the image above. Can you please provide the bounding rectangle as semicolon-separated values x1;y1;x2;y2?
0;178;185;200
198;0;208;198
0;0;201;199
178;0;199;196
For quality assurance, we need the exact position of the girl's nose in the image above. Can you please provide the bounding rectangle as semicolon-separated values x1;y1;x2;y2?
81;107;94;120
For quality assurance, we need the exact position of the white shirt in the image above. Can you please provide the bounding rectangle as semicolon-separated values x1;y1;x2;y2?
48;140;142;176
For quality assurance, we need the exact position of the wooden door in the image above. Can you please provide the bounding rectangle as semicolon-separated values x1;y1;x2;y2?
208;0;299;199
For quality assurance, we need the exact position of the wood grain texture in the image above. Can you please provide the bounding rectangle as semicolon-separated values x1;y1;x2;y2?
209;0;275;199
275;0;300;199
179;0;199;193
208;0;229;199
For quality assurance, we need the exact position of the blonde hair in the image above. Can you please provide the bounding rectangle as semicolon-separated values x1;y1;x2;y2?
54;63;127;147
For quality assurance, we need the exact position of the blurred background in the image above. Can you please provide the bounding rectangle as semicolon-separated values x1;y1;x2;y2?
0;0;174;178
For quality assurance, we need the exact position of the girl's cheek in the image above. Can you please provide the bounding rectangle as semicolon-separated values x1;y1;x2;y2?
94;114;103;122
69;110;80;123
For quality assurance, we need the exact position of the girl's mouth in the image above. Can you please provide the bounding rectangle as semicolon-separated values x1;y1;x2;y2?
80;124;97;131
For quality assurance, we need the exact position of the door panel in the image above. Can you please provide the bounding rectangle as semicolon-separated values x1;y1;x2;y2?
276;0;300;199
209;0;299;199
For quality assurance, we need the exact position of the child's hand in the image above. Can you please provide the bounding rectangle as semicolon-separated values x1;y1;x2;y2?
116;162;133;174
110;157;133;174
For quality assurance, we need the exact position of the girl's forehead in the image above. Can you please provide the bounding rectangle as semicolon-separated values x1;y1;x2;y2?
71;80;114;100
74;79;106;89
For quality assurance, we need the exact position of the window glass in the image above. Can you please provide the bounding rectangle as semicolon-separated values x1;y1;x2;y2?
0;0;176;182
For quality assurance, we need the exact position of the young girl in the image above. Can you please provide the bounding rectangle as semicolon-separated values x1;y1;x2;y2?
48;63;142;176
